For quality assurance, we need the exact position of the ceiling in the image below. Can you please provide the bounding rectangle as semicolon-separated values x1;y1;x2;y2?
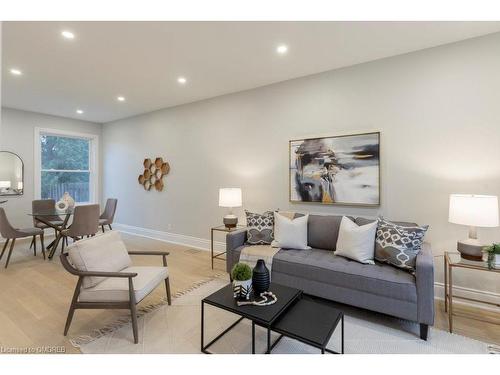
3;21;500;123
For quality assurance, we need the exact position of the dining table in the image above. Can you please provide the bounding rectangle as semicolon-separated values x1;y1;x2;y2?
28;208;74;259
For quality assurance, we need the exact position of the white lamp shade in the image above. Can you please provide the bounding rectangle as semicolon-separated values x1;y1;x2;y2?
0;181;11;189
449;194;499;227
219;188;242;208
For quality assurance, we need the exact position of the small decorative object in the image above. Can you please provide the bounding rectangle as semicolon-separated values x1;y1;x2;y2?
252;259;270;295
161;162;170;175
290;132;380;206
236;291;277;307
219;188;242;228
484;243;500;269
155;179;164;192
449;194;499;261
138;157;171;192
60;192;75;209
231;263;252;300
55;199;69;212
154;157;164;168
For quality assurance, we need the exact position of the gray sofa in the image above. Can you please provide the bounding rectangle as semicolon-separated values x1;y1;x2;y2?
226;214;434;340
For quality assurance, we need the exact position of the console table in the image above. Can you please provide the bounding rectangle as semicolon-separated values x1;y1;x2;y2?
444;251;500;333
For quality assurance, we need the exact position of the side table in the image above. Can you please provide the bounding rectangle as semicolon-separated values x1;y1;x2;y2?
210;225;245;269
444;251;500;333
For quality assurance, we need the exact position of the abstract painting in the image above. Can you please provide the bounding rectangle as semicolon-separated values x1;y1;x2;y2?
289;132;380;206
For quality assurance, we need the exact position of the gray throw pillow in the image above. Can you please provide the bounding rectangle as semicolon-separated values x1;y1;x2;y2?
245;210;274;245
375;217;429;273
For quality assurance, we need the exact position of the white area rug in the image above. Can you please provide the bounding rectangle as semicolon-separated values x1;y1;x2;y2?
76;277;494;354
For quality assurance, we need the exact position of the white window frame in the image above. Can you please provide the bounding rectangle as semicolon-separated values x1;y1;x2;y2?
34;127;99;204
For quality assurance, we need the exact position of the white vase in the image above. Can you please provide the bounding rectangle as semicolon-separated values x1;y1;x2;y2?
495;254;500;267
55;199;69;213
233;279;252;300
61;192;75;209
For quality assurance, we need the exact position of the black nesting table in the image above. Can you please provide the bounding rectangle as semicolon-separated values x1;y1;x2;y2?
201;282;344;354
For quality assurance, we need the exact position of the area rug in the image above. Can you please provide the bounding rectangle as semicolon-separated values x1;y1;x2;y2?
75;277;496;354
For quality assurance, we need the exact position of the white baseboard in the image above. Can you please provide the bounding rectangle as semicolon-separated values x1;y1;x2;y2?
87;223;500;311
113;223;226;252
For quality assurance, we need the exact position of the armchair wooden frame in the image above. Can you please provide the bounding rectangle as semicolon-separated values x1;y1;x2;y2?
60;250;171;344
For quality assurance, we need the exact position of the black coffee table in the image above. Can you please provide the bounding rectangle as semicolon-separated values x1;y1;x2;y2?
201;282;344;354
272;298;344;354
201;283;302;354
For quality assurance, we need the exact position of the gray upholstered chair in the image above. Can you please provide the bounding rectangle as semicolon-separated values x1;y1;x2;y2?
60;231;171;344
99;198;118;233
31;199;64;249
0;207;45;268
59;204;100;252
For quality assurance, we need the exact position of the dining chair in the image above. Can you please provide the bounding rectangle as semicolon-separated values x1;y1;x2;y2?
31;199;64;250
0;207;45;268
59;204;100;253
99;198;118;233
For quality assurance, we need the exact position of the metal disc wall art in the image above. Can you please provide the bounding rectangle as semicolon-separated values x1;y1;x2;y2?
138;157;170;192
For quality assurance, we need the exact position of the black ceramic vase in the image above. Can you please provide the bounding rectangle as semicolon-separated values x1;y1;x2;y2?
252;259;270;295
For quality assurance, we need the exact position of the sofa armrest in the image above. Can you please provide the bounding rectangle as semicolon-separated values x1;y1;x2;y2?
416;242;434;325
226;229;247;273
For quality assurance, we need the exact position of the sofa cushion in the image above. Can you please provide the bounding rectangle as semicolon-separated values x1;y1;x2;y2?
355;217;417;227
272;248;417;302
335;216;377;264
272;212;310;250
307;214;348;251
375;218;429;273
245;210;274;245
78;266;168;303
68;231;132;288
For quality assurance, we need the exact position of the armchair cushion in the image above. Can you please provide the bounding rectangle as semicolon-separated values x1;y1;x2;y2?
78;266;168;303
68;231;132;288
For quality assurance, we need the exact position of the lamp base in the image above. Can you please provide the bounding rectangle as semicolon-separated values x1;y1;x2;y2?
457;239;483;261
223;214;238;229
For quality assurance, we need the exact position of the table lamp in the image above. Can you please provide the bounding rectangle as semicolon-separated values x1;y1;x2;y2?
448;194;499;261
219;188;242;228
0;181;11;192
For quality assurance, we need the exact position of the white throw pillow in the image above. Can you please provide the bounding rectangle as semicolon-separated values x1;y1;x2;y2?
335;216;377;264
271;212;311;250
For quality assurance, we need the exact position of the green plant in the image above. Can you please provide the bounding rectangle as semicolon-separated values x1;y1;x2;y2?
231;263;252;281
483;243;500;255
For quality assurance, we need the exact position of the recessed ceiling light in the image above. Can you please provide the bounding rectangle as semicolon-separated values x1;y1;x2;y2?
177;77;187;84
61;30;75;39
276;44;288;54
117;96;126;102
76;109;84;114
10;68;22;76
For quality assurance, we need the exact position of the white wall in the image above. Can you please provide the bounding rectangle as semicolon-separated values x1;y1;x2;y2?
0;107;102;226
103;32;500;295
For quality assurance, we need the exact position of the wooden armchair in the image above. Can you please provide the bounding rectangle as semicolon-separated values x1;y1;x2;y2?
60;231;171;344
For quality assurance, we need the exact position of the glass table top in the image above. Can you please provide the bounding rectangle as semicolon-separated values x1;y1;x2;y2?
28;209;74;217
446;251;500;272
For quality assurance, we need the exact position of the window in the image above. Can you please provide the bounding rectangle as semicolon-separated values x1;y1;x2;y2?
35;128;98;203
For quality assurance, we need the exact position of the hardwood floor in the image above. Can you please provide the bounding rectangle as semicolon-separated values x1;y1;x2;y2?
0;232;498;353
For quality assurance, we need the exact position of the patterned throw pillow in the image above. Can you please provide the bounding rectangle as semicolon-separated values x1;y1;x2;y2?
245;210;274;245
375;217;429;273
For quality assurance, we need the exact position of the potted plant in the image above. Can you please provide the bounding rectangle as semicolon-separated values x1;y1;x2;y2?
231;263;253;300
483;243;500;268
